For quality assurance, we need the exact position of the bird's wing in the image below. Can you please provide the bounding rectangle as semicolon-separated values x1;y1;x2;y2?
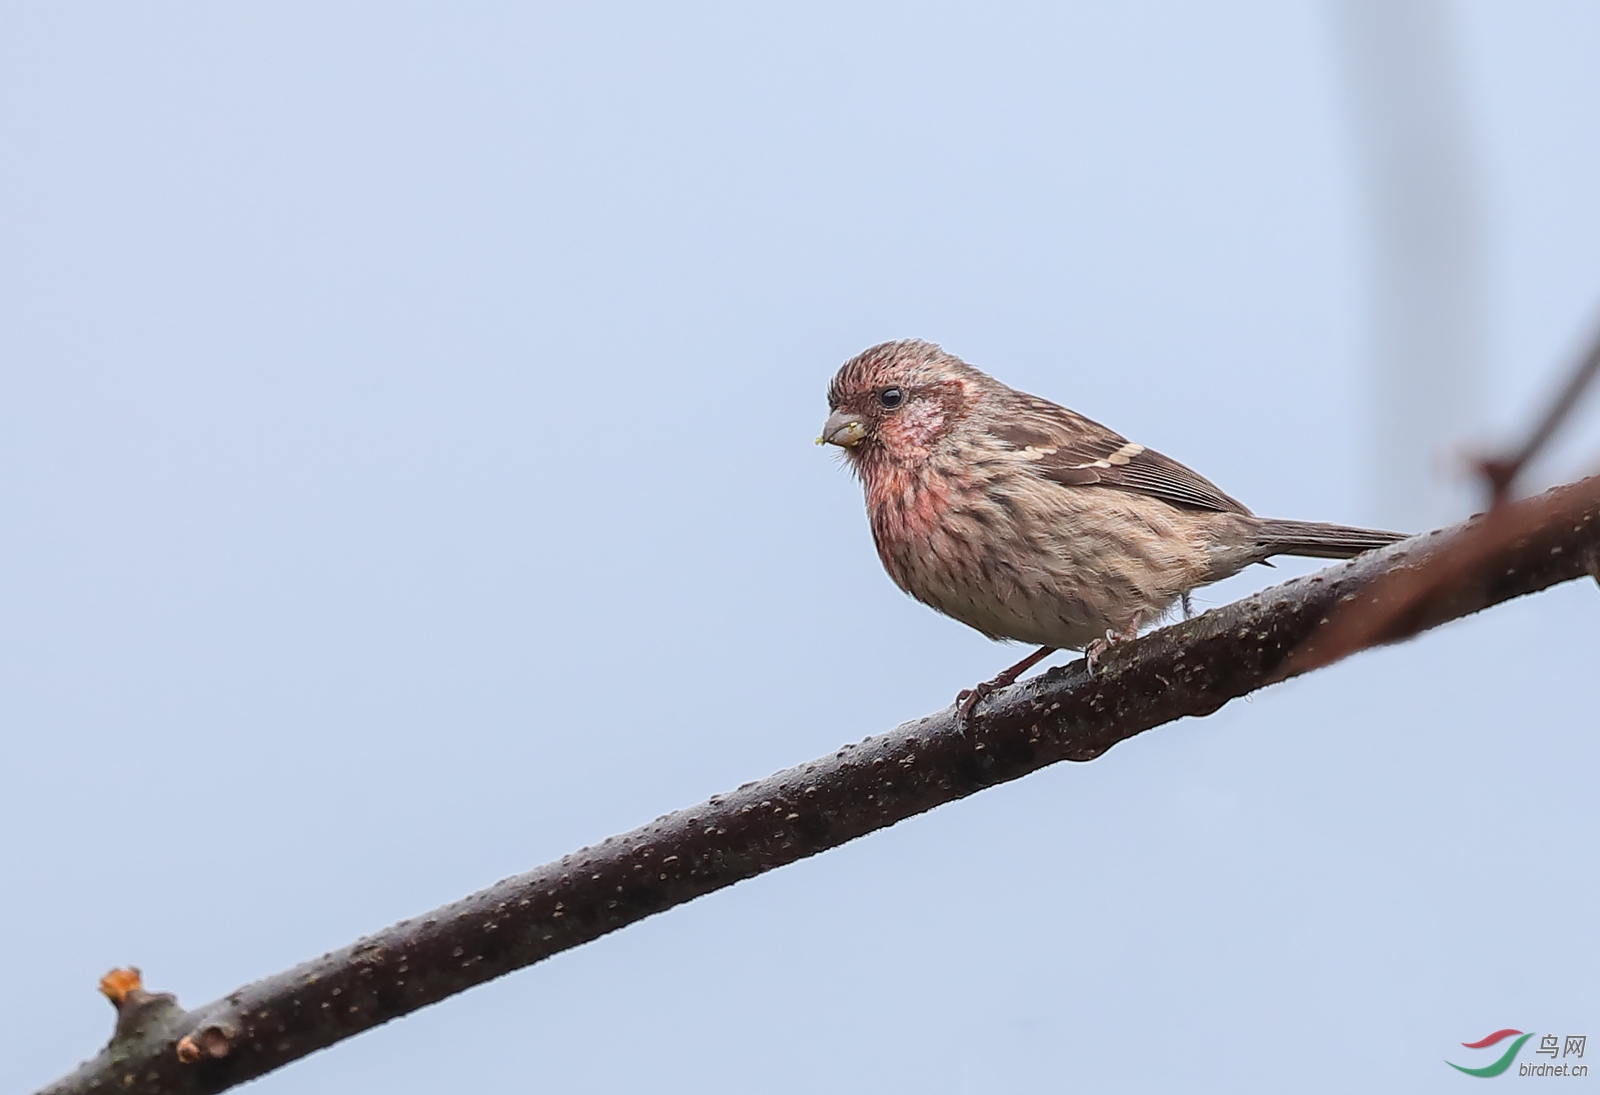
992;397;1252;515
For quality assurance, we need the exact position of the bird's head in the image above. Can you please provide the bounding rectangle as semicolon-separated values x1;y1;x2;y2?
819;340;982;471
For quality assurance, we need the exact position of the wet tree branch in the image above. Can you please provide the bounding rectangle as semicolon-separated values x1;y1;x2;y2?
36;474;1600;1095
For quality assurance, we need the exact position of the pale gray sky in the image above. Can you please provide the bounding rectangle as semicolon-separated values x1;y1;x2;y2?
3;4;1597;1092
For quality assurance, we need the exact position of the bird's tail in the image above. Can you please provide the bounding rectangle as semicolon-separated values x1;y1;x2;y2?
1253;518;1407;560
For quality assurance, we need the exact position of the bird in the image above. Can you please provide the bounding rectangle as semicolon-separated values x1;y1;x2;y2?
818;339;1406;722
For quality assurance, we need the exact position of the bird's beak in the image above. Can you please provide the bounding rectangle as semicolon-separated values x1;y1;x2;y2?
817;410;868;448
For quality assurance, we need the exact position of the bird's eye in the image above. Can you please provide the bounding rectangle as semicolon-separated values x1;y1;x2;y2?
878;387;904;409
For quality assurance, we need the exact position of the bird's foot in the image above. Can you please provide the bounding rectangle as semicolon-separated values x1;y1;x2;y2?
1085;636;1112;675
954;645;1056;734
955;682;993;730
1085;618;1142;675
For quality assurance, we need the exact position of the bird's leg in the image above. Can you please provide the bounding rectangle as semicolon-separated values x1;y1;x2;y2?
956;645;1056;728
1085;613;1145;675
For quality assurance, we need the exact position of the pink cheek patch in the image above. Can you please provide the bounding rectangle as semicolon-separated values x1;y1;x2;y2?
884;405;946;453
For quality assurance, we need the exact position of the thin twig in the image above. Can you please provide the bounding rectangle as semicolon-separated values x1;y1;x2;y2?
1288;312;1600;678
1479;317;1600;502
36;475;1600;1095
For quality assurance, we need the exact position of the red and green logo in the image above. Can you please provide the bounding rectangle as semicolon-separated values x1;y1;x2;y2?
1447;1029;1534;1077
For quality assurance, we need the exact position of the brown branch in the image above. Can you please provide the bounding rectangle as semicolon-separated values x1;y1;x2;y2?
1288;319;1600;677
1282;472;1600;675
37;475;1600;1095
1479;317;1600;502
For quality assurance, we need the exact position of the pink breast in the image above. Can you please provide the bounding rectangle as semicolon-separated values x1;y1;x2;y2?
865;465;958;592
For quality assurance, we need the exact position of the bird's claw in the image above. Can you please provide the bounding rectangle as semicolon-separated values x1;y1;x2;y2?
1085;636;1111;675
954;683;993;733
954;646;1056;735
1085;622;1140;675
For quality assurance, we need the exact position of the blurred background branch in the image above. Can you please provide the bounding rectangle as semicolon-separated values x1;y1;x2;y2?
1287;315;1600;674
1333;0;1488;528
1478;314;1600;502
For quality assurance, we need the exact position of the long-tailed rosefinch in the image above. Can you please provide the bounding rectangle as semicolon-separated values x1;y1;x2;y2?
819;339;1406;718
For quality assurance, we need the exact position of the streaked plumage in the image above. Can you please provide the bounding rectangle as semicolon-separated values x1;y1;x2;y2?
821;339;1405;668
